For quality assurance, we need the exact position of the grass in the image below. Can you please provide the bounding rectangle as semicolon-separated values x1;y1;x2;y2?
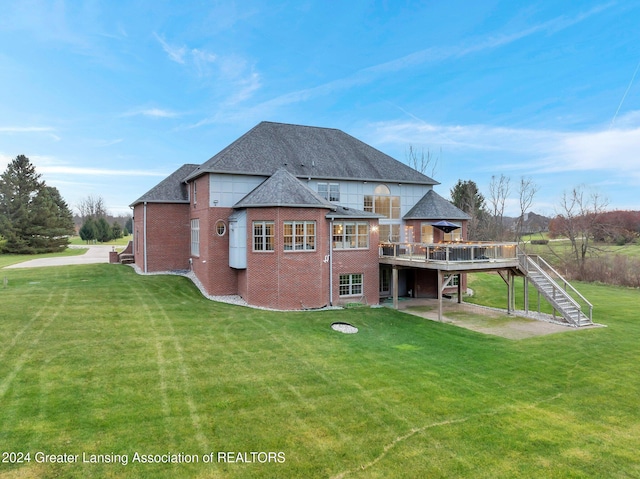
0;265;639;478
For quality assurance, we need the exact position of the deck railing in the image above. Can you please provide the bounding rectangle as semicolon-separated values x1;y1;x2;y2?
379;241;519;264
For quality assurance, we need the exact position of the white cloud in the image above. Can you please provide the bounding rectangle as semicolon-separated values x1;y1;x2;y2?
122;108;180;119
0;126;60;141
93;138;124;147
0;126;55;133
38;166;166;177
191;48;217;76
154;33;187;64
153;34;260;105
369;118;640;178
549;127;640;173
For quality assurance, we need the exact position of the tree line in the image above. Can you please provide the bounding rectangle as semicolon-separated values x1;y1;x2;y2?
449;175;640;286
449;175;539;242
0;155;75;254
76;195;132;244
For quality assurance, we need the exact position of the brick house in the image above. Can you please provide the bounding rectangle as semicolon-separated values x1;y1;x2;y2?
131;121;469;310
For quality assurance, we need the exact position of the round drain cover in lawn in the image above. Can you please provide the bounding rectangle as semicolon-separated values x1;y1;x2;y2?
331;322;358;334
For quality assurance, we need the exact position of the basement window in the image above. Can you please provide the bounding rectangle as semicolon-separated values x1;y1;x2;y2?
339;273;363;296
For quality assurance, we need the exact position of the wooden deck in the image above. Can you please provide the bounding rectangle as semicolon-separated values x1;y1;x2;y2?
378;242;594;327
379;242;520;271
379;242;521;320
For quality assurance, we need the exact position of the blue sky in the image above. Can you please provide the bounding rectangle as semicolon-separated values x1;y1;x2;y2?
1;1;639;216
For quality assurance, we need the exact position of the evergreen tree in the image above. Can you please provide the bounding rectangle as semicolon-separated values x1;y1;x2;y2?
96;217;112;242
27;186;75;252
0;155;74;253
0;155;44;253
450;179;487;240
79;218;98;243
112;221;123;239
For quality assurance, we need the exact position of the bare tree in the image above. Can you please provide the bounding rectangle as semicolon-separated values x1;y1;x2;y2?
555;186;609;276
514;176;539;242
77;195;108;221
406;145;439;178
487;174;511;240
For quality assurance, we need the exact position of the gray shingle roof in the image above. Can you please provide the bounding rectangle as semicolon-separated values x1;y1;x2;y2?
233;168;336;210
130;164;198;206
186;121;438;185
403;190;470;220
325;205;383;219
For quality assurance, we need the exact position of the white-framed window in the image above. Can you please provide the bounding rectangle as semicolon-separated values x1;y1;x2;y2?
364;184;400;219
379;224;400;243
191;219;200;256
444;223;462;242
339;273;363;296
253;221;274;252
284;221;315;251
318;182;340;202
193;181;197;206
421;224;434;244
332;221;369;249
445;274;460;286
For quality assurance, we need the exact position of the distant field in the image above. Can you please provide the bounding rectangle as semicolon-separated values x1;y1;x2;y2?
521;237;640;264
0;265;639;478
69;234;132;247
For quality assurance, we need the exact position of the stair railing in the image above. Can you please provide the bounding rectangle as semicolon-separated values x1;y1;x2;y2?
518;249;593;324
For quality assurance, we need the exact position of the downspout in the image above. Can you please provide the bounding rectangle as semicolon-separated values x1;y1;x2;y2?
329;220;334;306
143;201;148;273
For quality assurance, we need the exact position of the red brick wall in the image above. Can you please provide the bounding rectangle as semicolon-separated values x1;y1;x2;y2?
133;202;190;272
243;207;330;309
189;177;238;296
414;269;438;297
331;221;379;306
240;208;381;309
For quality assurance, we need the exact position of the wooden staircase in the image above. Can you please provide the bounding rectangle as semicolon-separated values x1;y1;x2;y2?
518;251;593;327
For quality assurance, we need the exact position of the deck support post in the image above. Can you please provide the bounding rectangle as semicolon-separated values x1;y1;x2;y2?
392;265;399;310
506;270;512;314
437;270;443;322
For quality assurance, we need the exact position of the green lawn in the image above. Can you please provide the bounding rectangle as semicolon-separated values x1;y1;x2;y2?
0;265;639;478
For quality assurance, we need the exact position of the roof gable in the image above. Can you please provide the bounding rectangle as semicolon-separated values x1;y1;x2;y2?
130;164;198;206
233;168;336;210
187;121;437;185
403;189;470;220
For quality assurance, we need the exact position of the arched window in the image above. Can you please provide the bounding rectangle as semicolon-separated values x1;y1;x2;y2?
364;184;400;219
374;184;390;195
